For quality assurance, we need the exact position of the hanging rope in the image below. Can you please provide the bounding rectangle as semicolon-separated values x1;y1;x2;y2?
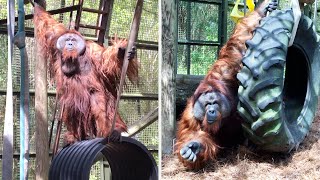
49;94;58;149
52;104;64;158
110;0;144;138
313;0;317;27
2;0;15;179
289;0;302;46
14;0;30;179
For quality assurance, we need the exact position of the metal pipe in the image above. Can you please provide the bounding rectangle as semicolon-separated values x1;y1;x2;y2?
2;0;15;179
16;0;30;178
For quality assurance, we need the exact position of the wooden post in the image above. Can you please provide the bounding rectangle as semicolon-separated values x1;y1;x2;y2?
34;1;49;179
111;0;144;134
122;107;158;137
160;0;177;154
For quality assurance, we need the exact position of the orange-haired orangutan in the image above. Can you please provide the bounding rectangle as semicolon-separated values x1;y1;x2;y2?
175;0;278;170
33;4;138;144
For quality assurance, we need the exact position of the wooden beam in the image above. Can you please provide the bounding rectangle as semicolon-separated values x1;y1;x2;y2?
78;24;105;30
82;7;108;14
0;5;81;25
34;1;49;179
0;89;158;100
122;107;158;137
74;0;84;30
160;0;177;154
97;0;114;45
0;26;159;50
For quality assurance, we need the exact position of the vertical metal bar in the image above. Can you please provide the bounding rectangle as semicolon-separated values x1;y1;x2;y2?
175;0;179;75
68;0;76;29
96;0;105;37
218;0;227;57
103;0;115;46
186;1;191;74
313;0;317;27
98;0;114;45
217;0;222;53
74;0;84;30
2;0;15;179
221;0;228;45
17;0;30;179
59;0;65;22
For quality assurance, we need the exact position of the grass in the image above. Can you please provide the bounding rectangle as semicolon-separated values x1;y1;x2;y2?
162;101;320;179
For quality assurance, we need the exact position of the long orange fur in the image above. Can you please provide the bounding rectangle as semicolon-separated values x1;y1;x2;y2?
34;4;139;143
175;1;269;170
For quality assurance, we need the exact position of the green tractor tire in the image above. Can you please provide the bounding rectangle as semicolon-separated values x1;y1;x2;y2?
237;9;320;152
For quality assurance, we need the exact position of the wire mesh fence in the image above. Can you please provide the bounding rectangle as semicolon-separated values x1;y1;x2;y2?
177;0;221;75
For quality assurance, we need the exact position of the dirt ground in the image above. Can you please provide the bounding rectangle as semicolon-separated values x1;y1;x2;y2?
162;103;320;180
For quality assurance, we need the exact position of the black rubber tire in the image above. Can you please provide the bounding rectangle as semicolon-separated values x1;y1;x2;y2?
237;10;320;152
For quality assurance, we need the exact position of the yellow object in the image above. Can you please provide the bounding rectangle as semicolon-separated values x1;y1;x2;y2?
230;0;255;23
246;0;255;12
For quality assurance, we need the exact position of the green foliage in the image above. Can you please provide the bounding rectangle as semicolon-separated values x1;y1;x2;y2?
177;0;319;76
177;1;220;75
190;45;217;75
190;3;219;41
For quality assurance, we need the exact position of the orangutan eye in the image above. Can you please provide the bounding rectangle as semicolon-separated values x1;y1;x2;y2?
205;101;217;107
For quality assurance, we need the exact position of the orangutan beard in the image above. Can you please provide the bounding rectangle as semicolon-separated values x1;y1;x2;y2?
61;49;81;76
202;111;222;135
62;48;80;61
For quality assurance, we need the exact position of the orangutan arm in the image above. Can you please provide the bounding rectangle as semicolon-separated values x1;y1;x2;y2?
176;1;279;170
33;3;67;59
100;40;139;85
175;100;218;170
219;0;278;59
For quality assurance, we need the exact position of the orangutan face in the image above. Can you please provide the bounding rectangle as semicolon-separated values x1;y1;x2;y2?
193;91;231;124
56;33;86;76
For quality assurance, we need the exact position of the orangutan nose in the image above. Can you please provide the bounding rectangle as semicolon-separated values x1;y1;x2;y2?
206;104;218;124
65;40;74;51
